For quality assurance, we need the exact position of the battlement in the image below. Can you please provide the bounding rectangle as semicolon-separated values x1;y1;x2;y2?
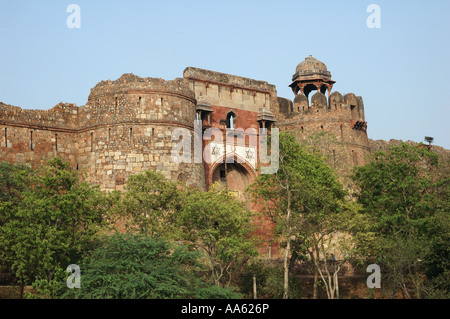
183;67;276;93
88;73;195;101
0;102;79;130
183;67;277;114
286;91;365;121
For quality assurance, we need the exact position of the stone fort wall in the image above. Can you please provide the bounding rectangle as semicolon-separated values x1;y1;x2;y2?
0;73;206;192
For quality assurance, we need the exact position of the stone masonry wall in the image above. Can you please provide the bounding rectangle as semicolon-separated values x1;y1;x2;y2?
276;90;371;178
0;74;206;191
0;102;79;169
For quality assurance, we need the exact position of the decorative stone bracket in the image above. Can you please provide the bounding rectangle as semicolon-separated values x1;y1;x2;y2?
257;107;276;129
196;96;213;127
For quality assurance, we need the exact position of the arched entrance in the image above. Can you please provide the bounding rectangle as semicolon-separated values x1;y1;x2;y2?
210;156;255;201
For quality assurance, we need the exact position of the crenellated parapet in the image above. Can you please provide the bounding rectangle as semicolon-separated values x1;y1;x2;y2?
0;102;79;130
80;73;196;129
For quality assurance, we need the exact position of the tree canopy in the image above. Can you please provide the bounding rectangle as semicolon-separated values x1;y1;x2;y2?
352;143;450;298
60;233;242;299
0;158;109;298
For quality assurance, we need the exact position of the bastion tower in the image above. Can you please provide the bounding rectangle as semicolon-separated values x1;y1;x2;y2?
275;56;371;176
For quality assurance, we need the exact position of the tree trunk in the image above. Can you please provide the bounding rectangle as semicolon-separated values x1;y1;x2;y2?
253;274;257;299
333;264;340;299
283;236;291;299
283;188;292;299
313;269;318;299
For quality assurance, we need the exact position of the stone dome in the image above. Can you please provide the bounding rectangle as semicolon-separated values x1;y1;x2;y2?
293;55;331;81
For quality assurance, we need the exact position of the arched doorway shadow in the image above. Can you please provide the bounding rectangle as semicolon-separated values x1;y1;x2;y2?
210;154;256;202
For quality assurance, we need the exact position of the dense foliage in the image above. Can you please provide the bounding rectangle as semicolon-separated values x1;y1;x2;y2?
0;158;109;298
248;132;358;299
0;159;253;298
60;233;242;299
0;139;448;299
352;143;450;298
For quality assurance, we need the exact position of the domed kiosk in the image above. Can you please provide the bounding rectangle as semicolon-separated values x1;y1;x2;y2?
289;55;335;98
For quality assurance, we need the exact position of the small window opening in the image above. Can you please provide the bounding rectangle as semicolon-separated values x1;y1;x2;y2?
30;131;33;150
226;112;236;129
55;134;58;151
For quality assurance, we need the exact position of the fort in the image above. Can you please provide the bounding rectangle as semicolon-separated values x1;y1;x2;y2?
5;56;449;299
0;55;370;195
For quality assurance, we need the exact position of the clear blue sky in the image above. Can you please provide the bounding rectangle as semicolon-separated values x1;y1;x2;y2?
1;0;449;148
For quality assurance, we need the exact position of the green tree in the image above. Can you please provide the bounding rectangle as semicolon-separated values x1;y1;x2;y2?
0;158;109;298
0;162;30;204
352;143;450;298
60;233;242;299
120;169;181;237
116;169;258;289
178;184;258;287
248;132;354;299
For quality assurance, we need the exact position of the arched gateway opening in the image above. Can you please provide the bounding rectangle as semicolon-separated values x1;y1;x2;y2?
212;163;252;199
210;155;255;202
